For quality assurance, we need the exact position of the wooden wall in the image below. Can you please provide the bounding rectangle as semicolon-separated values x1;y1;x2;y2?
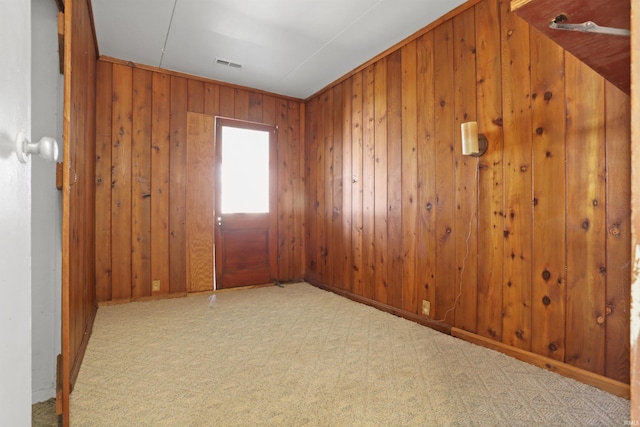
304;0;631;383
95;59;305;303
62;0;98;423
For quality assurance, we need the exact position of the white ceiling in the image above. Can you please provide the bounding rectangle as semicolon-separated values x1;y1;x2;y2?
91;0;466;99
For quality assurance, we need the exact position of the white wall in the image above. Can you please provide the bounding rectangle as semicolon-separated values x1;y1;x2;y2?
0;0;32;424
31;0;63;404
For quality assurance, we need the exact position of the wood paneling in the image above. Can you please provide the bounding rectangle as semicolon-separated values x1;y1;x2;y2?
62;0;98;424
95;59;305;302
186;113;215;292
303;0;631;383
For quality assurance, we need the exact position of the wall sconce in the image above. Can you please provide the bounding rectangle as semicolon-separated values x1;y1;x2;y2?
461;121;488;157
15;131;59;163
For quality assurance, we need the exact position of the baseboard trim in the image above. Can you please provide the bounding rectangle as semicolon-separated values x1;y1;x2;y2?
306;279;452;335
306;278;630;399
69;302;98;392
451;327;630;399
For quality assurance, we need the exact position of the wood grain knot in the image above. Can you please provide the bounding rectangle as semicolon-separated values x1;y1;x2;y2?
582;219;590;231
515;330;524;339
596;315;605;324
425;202;433;211
544;91;553;101
536;127;543;135
542;295;551;306
542;270;551;281
548;343;558;352
609;226;620;236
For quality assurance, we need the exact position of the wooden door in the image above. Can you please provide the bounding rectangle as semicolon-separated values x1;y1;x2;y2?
215;118;277;289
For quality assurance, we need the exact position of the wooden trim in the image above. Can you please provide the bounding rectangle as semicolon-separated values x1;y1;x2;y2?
451;327;630;399
55;0;64;12
97;292;188;306
98;56;305;103
69;304;97;391
57;12;64;74
85;0;99;58
61;2;72;424
630;0;640;420
308;276;630;398
510;0;532;11
55;162;63;190
304;0;484;101
306;278;452;335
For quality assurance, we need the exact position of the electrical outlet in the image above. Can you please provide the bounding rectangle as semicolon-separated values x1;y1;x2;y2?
152;280;160;292
422;300;430;316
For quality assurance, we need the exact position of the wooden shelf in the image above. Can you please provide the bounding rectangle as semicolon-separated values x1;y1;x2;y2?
512;0;630;94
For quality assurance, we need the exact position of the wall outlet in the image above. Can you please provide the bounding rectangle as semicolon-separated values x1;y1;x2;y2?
152;280;160;292
422;300;430;316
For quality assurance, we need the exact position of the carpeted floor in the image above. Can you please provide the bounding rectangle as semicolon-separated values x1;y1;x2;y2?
70;282;629;426
32;398;59;426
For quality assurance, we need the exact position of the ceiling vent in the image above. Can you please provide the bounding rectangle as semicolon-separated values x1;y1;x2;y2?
215;58;242;69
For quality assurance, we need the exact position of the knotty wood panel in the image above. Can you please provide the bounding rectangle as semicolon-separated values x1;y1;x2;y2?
111;64;133;301
303;0;631;383
604;82;631;383
453;8;478;332
169;76;188;294
433;21;456;323
400;41;418;314
373;58;389;305
150;72;171;295
565;53;606;375
475;0;504;341
95;58;305;302
500;0;532;351
95;60;112;302
62;0;98;423
530;29;566;361
186;113;215;292
131;69;152;299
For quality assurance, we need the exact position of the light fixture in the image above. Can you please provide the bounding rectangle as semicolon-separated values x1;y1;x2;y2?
15;131;59;163
461;121;487;157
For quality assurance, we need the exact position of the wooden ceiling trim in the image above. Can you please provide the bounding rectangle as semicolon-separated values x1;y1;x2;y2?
512;0;630;94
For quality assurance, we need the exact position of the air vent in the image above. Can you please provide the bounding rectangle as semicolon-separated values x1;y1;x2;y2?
215;58;242;69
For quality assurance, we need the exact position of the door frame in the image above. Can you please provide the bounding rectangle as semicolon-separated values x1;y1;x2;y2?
214;117;279;289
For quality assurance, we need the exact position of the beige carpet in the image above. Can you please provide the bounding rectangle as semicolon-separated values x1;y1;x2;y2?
71;282;629;426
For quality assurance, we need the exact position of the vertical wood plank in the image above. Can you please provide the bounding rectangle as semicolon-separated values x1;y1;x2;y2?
110;64;133;301
374;57;389;304
316;95;326;281
186;112;215;292
289;101;304;280
324;90;335;285
276;98;291;280
453;8;478;332
530;28;566;361
150;72;171;295
249;92;263;122
305;97;319;278
433;21;456;323
95;60;112;302
219;86;235;118
342;79;353;291
332;84;344;288
475;0;504;342
351;72;364;296
500;0;532;350
565;53;606;374
400;41;418;314
416;32;436;317
204;83;220;117
362;66;376;300
131;68;152;299
387;50;403;308
169;76;188;294
604;82;631;383
187;80;204;113
234;88;250;121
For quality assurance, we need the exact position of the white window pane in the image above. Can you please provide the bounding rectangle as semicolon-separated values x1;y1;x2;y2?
221;126;269;214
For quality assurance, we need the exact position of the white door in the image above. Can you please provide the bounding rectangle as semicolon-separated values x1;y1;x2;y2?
0;0;32;425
